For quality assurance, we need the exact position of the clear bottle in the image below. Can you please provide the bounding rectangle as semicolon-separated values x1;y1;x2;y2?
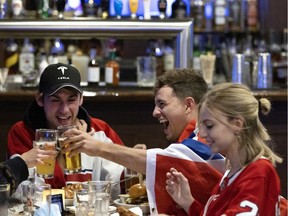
88;48;100;87
11;0;25;19
171;0;187;19
19;38;35;74
105;49;119;86
227;0;241;31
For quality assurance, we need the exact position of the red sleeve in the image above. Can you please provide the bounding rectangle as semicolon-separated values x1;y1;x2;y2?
7;122;34;156
189;200;204;216
206;159;281;215
89;117;124;145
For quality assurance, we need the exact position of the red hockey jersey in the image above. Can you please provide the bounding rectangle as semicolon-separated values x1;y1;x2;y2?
189;158;282;216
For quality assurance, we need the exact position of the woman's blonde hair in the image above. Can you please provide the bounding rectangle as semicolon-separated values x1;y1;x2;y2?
198;82;282;166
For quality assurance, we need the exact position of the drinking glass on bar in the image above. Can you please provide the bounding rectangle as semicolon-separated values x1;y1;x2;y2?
57;125;82;174
34;129;57;179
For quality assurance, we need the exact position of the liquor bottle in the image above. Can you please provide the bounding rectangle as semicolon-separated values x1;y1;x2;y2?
171;0;187;19
24;0;37;18
105;49;119;86
82;0;97;17
11;0;25;19
114;0;123;19
5;39;19;74
227;0;241;31
214;0;227;31
204;0;213;31
87;48;100;87
19;38;35;74
0;0;7;19
190;0;205;30
245;0;258;31
38;0;50;18
158;0;167;19
101;0;109;19
143;0;151;19
129;0;138;19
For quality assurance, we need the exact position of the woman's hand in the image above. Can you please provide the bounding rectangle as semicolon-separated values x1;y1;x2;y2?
20;143;58;168
165;167;194;213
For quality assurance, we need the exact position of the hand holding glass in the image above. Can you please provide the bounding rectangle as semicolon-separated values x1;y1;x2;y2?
34;129;57;179
57;125;81;174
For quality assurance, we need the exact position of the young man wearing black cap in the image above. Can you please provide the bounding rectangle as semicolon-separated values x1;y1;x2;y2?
7;63;124;198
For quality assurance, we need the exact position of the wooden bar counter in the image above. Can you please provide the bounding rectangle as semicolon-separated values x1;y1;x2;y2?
0;84;287;198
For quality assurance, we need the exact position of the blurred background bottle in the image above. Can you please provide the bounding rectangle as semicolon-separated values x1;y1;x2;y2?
105;48;119;86
129;0;138;19
101;0;109;19
5;39;19;74
88;48;100;87
190;0;205;30
214;0;227;31
158;0;167;19
171;0;187;19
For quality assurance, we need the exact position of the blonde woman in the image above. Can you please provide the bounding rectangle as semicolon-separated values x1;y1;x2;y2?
165;83;286;215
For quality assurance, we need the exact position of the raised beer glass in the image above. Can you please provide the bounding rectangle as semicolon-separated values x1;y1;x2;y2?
57;125;82;174
34;129;57;179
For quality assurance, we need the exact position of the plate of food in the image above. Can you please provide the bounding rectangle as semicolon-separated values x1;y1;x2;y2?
114;180;150;215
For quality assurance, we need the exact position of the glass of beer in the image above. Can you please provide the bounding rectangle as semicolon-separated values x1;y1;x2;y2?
34;129;57;179
57;125;81;174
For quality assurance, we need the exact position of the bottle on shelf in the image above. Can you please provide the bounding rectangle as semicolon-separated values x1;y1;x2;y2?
269;29;285;87
245;0;258;31
214;0;227;31
5;39;19;75
87;48;100;87
38;0;50;18
19;38;35;75
190;0;205;30
158;0;167;19
101;0;109;19
0;0;7;19
204;0;214;31
105;49;119;86
114;0;123;19
171;0;187;19
129;0;138;19
227;0;242;31
11;0;25;19
143;0;151;20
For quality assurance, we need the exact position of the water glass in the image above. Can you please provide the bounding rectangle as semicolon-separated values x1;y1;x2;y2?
29;183;52;216
57;125;81;174
34;129;57;179
82;181;111;215
0;183;10;216
137;56;156;87
75;189;96;216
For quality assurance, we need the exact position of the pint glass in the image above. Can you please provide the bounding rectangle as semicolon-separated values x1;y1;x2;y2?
34;129;57;179
57;125;81;174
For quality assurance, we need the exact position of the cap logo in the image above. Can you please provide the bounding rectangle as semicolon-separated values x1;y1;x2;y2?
57;66;68;75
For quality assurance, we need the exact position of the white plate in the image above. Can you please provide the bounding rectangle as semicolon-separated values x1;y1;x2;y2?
113;199;150;215
65;205;117;214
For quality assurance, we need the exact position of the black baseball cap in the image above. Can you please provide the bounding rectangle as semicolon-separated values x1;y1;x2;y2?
39;63;83;95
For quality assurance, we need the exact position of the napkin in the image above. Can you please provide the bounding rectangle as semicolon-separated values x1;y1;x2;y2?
34;203;61;216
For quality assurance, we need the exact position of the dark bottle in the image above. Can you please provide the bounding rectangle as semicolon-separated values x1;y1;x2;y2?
82;0;98;17
88;48;100;87
190;0;205;30
171;0;187;19
158;0;167;19
101;0;109;19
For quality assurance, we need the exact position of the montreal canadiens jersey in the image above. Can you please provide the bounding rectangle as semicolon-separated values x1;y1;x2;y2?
190;158;281;216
